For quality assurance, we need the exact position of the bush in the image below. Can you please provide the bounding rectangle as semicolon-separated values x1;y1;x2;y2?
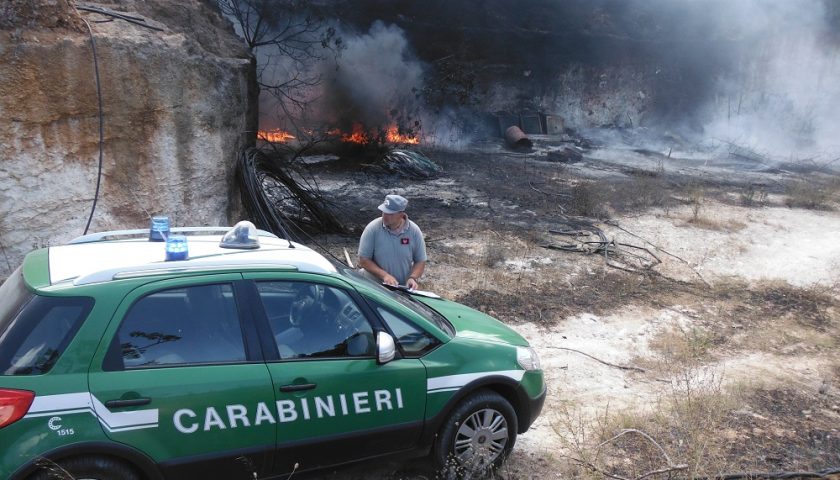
784;178;839;210
740;184;768;207
569;181;609;218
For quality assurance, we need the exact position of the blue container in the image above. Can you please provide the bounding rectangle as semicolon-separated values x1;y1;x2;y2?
149;216;170;242
165;235;188;261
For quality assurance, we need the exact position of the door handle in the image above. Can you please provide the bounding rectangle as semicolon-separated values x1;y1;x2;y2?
105;398;151;408
279;383;316;392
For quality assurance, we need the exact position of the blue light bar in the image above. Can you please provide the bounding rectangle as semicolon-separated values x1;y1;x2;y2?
149;216;170;242
165;235;188;261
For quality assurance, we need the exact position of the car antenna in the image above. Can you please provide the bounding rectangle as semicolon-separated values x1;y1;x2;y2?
260;201;295;248
274;217;295;249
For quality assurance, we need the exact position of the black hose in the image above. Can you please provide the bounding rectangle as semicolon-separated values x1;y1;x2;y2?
76;5;164;31
237;149;296;246
236;148;356;265
237;148;345;237
80;17;104;236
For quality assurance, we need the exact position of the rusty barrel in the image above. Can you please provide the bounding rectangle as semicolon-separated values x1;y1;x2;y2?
504;125;533;149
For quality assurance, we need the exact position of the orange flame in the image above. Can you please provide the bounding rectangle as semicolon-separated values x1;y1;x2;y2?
338;123;419;145
258;129;296;143
340;123;369;144
386;125;420;144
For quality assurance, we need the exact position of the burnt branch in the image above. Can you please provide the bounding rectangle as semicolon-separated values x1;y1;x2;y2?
218;0;343;120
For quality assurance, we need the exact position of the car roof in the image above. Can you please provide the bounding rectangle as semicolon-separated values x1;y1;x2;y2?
47;228;337;286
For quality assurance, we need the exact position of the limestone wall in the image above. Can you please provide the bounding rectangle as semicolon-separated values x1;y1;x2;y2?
0;0;257;274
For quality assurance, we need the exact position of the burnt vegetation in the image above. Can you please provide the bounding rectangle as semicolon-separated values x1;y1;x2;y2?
214;1;840;478
381;152;839;475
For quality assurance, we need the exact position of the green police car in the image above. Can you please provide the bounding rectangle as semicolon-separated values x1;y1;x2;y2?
0;222;545;479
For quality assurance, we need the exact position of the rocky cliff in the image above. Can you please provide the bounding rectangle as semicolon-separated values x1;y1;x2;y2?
0;0;256;274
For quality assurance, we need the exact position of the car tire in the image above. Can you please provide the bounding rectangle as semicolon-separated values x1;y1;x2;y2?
29;455;141;480
433;389;518;478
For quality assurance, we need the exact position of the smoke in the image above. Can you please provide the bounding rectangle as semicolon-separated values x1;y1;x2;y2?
315;21;424;132
694;0;840;159
569;0;840;159
251;0;840;158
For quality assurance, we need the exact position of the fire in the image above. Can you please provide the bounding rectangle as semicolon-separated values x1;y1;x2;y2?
386;125;420;144
258;129;296;143
342;123;370;144
258;124;420;145
338;123;420;145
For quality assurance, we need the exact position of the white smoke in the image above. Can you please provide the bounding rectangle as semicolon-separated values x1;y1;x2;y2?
695;0;840;160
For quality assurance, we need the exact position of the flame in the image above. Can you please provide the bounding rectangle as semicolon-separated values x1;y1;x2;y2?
386;125;420;144
258;129;296;143
341;123;369;144
259;124;419;145
338;123;419;145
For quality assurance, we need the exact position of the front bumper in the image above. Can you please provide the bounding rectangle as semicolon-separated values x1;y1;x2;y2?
524;383;546;431
515;380;546;434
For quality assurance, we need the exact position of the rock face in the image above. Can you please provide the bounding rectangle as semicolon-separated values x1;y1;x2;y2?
0;0;256;274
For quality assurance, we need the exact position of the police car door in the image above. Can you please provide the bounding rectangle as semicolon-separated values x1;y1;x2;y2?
88;275;277;479
244;274;426;474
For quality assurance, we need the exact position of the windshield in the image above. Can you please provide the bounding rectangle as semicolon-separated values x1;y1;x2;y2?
334;264;455;337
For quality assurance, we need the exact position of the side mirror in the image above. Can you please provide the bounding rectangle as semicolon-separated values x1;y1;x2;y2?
376;331;396;365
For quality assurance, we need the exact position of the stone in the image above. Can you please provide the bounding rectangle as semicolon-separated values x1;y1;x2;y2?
0;0;257;272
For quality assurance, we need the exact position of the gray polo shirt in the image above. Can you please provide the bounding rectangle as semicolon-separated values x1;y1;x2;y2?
358;216;427;285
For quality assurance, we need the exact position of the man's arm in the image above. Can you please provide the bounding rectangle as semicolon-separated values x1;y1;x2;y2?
405;224;428;290
358;257;399;286
406;260;426;290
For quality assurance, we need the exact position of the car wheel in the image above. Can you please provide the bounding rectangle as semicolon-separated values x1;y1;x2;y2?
434;389;518;478
29;455;141;480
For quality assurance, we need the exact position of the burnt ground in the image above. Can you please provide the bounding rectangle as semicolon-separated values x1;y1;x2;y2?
286;141;840;479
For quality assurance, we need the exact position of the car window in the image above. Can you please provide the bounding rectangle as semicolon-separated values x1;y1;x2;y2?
256;281;375;360
115;283;245;368
0;293;93;376
333;264;454;337
376;306;440;357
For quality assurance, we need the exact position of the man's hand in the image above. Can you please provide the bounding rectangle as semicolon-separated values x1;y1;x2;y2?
406;277;419;290
360;257;398;286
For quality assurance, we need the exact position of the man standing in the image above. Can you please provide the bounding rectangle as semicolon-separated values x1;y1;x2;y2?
358;194;427;290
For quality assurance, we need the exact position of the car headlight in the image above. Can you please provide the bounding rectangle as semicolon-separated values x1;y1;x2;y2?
516;346;541;371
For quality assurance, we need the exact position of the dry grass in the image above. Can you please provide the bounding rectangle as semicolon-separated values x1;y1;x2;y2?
647;325;721;364
554;313;840;479
553;325;840;478
563;174;673;217
554;359;740;479
746;280;837;329
569;181;610;218
740;184;769;207
555;379;840;479
685;215;747;232
482;234;507;267
784;177;840;210
606;173;673;214
455;269;666;326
